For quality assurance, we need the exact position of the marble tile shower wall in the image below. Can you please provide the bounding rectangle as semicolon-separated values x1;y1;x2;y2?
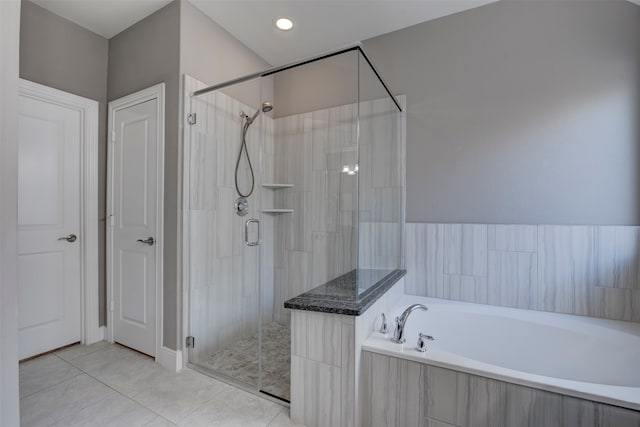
185;76;275;362
186;71;406;359
271;104;359;325
271;96;406;324
405;223;640;322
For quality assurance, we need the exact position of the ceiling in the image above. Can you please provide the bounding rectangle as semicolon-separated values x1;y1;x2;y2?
31;0;173;39
31;0;499;66
30;0;640;66
189;0;498;65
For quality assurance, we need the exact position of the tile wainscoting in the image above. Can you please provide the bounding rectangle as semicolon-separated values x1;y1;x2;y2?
405;223;640;322
361;351;640;427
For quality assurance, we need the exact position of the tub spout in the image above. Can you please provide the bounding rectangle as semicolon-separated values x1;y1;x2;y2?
392;304;428;344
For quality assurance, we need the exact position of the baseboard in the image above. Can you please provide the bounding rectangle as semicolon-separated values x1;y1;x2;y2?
85;326;106;345
157;346;183;372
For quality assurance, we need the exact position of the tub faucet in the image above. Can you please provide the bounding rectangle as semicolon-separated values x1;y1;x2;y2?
392;304;428;344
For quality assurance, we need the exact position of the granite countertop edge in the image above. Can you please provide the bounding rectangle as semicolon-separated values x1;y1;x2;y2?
284;269;406;316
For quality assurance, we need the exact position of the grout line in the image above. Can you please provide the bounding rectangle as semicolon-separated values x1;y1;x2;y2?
20;374;119;427
50;345;170;424
487;249;538;254
18;356;84;400
57;342;284;425
265;409;283;427
536;224;542;312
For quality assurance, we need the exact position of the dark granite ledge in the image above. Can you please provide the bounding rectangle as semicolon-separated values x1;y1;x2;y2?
284;269;406;316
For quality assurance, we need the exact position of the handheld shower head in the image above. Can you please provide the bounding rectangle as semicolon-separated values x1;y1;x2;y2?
235;100;275;199
244;101;273;126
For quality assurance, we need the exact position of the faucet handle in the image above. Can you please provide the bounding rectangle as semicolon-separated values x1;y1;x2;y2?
379;313;389;335
392;317;406;343
416;333;435;353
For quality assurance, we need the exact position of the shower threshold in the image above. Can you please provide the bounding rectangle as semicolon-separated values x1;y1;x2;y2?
187;362;290;408
188;362;290;407
188;322;291;404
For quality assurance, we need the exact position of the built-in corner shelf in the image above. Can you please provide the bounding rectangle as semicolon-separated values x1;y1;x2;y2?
262;183;294;189
262;184;294;212
262;209;294;214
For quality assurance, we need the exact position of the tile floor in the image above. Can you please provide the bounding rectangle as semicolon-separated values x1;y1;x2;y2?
206;322;290;400
19;341;303;427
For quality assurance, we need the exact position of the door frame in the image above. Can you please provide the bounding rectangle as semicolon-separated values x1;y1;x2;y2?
106;83;165;362
18;78;101;346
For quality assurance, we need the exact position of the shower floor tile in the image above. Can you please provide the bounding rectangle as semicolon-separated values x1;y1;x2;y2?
205;322;291;401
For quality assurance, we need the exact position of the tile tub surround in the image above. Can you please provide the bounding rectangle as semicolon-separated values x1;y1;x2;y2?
284;268;407;315
360;350;640;427
289;277;404;427
363;295;640;411
405;223;640;322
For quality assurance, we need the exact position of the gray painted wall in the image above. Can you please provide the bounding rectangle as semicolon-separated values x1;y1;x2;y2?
180;0;273;125
108;0;181;349
362;0;640;225
19;0;110;325
180;1;270;89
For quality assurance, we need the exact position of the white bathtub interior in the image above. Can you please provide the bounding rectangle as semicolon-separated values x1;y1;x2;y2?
363;295;640;411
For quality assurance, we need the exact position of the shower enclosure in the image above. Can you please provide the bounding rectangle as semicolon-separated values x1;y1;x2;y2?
183;46;405;402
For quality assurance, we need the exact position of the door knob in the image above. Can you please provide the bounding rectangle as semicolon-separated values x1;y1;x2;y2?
137;237;155;246
57;234;77;243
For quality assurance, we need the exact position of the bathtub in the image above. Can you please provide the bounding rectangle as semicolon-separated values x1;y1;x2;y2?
362;295;640;411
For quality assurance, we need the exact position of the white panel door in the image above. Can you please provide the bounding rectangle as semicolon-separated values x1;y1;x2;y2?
111;98;158;357
17;94;81;360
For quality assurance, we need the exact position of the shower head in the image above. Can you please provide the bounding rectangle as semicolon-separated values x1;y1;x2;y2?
245;101;274;126
261;101;273;113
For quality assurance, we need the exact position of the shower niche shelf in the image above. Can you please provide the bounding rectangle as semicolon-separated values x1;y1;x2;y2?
262;184;294;189
262;184;294;213
261;209;294;214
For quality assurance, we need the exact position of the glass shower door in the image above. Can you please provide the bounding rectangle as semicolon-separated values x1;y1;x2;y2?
186;76;264;392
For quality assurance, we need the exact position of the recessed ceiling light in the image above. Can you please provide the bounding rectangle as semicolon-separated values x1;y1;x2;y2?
275;17;294;31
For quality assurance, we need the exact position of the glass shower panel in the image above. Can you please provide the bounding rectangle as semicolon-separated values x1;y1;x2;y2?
258;50;359;400
186;76;264;390
186;47;400;404
357;51;405;290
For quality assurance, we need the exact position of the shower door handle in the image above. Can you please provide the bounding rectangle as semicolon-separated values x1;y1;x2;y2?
245;218;260;246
